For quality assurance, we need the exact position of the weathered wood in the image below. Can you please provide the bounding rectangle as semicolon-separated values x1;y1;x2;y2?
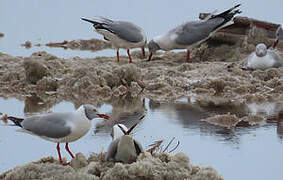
199;15;280;38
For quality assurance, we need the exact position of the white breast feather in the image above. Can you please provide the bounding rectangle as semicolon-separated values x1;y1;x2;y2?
248;53;276;70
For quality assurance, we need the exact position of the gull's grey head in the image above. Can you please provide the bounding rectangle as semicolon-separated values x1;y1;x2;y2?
83;104;99;120
255;43;267;57
276;25;283;40
147;40;160;54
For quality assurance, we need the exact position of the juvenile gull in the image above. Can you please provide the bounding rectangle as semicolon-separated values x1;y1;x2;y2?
147;4;241;62
247;43;283;70
273;25;283;48
105;123;144;163
82;17;147;63
6;104;109;165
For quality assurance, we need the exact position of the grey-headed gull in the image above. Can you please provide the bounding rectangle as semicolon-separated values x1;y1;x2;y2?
273;25;283;48
6;104;110;165
81;17;147;63
147;4;241;62
105;123;144;163
247;43;283;70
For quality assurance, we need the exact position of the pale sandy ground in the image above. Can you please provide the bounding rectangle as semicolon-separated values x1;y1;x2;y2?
1;19;283;179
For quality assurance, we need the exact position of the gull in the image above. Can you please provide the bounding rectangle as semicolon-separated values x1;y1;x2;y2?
81;17;147;63
273;25;283;48
147;4;241;62
247;43;283;70
6;104;110;165
105;123;144;163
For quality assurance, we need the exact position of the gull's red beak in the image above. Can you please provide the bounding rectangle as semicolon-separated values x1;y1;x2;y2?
147;52;153;61
273;39;279;48
97;114;110;119
260;52;263;57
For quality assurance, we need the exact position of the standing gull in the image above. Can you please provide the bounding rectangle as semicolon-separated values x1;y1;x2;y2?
5;104;109;165
247;43;283;70
147;4;241;62
82;17;147;63
105;122;144;163
273;25;283;48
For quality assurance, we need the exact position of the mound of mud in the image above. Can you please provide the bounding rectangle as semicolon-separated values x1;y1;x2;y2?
0;152;223;180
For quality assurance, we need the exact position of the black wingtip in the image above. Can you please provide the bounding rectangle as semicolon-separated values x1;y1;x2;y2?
117;124;128;135
234;4;241;8
81;18;96;24
7;116;23;127
126;123;138;135
139;115;145;120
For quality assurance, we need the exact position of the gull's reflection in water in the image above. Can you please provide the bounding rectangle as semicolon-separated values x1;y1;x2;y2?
274;102;283;140
149;98;242;145
24;94;55;116
247;102;283;141
149;98;283;144
94;94;146;134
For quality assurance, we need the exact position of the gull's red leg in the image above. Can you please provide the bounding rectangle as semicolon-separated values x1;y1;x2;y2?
56;143;63;163
65;143;75;158
141;47;145;58
147;53;153;61
56;143;71;166
117;49;120;63
273;39;279;48
127;49;132;63
186;50;190;63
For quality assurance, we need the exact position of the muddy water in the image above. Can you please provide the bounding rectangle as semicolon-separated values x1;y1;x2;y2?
0;97;283;180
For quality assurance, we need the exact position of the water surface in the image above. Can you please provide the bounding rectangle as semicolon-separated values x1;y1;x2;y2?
0;97;283;180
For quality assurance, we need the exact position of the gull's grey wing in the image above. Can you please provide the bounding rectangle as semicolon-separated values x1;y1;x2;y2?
268;50;283;67
105;138;119;161
22;112;72;138
174;18;224;46
104;21;144;43
133;139;143;155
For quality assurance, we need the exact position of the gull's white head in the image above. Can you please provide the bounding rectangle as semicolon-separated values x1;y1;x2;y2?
147;39;161;61
255;43;267;57
111;124;128;140
79;104;110;120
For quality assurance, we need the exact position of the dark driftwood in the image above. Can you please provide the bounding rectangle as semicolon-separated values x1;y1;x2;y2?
199;15;280;38
198;15;282;49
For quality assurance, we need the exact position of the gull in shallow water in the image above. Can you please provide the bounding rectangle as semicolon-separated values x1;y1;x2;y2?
6;104;109;165
247;43;283;70
273;25;283;48
82;17;147;63
105;123;144;163
147;4;241;62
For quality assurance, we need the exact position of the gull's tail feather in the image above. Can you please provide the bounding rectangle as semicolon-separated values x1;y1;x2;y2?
7;116;24;127
81;18;101;26
81;17;115;34
209;4;242;31
202;9;218;21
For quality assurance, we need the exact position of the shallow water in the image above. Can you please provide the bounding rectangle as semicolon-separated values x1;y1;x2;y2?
1;0;283;58
0;97;283;180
